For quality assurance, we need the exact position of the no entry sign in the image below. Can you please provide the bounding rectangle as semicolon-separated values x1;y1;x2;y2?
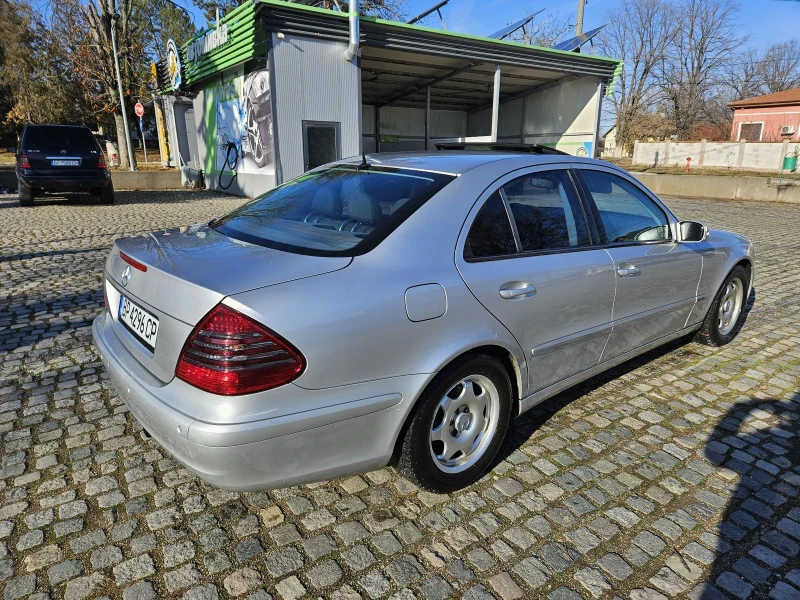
134;102;144;117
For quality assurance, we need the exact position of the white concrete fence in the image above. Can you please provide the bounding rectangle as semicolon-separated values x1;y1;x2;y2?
633;139;800;171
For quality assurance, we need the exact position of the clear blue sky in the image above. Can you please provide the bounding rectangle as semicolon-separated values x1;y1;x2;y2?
180;0;795;52
416;0;797;52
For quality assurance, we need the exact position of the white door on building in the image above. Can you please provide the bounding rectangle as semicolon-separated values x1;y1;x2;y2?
184;109;199;167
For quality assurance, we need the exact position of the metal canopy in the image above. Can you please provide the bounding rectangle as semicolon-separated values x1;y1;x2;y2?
360;47;561;111
260;3;618;74
260;2;619;111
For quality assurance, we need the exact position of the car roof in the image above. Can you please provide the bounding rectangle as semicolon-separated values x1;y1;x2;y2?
24;124;90;130
334;151;612;176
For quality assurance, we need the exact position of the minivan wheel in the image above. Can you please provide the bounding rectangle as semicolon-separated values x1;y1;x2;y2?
18;185;34;207
398;354;511;492
695;265;749;347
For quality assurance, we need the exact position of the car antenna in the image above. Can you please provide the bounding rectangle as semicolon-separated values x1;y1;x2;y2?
356;151;370;170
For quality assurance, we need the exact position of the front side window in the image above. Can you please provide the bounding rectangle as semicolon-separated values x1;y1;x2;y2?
579;170;670;244
464;192;517;259
211;166;455;256
503;170;590;252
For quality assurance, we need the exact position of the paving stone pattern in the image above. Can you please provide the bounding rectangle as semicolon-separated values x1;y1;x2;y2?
0;190;799;599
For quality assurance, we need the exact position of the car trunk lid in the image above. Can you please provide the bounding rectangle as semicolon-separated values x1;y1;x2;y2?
105;224;351;382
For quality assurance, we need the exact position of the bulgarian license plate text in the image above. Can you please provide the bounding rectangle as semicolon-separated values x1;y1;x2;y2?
119;295;159;350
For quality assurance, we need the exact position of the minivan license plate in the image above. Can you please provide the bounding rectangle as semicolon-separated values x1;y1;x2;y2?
50;160;80;166
119;295;159;350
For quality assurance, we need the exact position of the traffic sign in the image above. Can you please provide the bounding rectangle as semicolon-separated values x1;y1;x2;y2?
134;102;144;117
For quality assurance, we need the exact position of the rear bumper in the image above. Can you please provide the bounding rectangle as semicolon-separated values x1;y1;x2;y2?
18;172;110;192
92;312;420;491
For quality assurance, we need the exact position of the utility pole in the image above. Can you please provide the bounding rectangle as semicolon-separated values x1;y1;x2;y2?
575;0;585;35
110;11;136;171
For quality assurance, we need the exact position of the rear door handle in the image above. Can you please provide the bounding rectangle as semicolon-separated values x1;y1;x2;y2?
499;283;536;299
617;265;641;277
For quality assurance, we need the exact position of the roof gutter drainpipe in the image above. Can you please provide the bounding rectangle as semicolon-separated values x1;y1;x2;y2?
344;0;360;61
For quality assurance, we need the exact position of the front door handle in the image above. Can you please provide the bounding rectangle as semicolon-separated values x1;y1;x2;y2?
499;283;536;299
617;265;641;277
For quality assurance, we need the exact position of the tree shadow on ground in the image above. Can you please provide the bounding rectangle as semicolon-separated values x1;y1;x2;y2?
694;397;800;599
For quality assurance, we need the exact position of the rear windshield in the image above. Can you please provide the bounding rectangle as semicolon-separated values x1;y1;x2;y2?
211;166;456;256
23;127;96;151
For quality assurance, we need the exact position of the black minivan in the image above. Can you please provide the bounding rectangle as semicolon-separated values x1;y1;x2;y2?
13;124;114;206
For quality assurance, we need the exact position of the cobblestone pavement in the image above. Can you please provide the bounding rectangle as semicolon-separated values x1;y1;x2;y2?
1;190;799;600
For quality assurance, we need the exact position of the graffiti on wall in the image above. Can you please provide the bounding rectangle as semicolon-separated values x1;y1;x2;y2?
204;62;274;188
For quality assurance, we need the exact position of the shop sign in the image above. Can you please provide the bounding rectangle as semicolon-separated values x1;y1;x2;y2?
186;24;229;62
167;39;182;91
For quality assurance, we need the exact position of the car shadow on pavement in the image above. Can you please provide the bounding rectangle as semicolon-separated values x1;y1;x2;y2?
695;397;800;599
0;246;108;264
0;190;240;208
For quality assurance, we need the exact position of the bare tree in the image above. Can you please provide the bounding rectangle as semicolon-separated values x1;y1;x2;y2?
724;49;764;102
760;40;800;93
658;0;745;140
597;0;678;155
50;0;148;169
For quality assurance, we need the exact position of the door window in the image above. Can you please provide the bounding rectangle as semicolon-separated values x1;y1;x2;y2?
580;170;670;244
502;170;590;252
303;121;340;171
464;192;517;259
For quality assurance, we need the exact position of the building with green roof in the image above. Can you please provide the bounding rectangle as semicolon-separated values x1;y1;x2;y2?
153;0;621;196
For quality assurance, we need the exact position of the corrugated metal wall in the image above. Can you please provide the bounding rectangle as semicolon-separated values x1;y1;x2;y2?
272;33;361;181
362;105;467;152
468;76;602;155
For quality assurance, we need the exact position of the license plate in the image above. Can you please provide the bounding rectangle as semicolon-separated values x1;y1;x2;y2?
50;160;80;166
118;295;159;350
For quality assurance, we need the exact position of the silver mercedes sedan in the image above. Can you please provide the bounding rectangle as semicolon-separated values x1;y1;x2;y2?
93;151;754;492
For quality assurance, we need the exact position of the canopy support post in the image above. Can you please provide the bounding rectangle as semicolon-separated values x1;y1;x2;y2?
491;64;501;142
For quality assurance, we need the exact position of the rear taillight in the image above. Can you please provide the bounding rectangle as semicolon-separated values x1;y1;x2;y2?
19;154;31;169
98;155;106;169
120;252;147;272
176;304;305;395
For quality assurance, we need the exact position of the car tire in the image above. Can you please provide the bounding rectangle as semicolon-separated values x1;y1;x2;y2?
99;183;115;204
19;185;34;207
397;354;512;493
694;265;749;347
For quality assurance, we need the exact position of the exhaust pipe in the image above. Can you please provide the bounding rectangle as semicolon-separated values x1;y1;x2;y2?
344;0;360;61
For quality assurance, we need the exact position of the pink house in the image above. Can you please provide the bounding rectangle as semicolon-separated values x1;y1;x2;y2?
729;88;800;142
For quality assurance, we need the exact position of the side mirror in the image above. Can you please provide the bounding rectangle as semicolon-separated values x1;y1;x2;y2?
679;220;708;242
7;147;16;154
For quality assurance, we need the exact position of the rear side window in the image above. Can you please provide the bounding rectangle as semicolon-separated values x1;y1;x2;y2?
579;170;670;243
464;192;517;259
503;170;590;252
212;166;455;257
22;127;96;152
